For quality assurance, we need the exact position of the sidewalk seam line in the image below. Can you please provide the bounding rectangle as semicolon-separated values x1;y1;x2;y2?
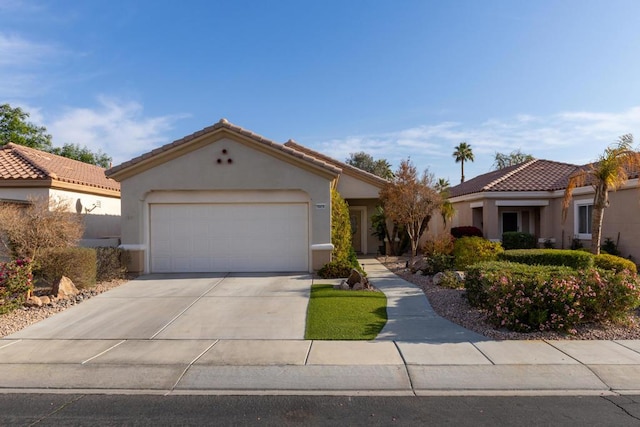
0;339;21;350
304;341;313;365
150;274;229;339
81;340;126;364
167;340;219;395
471;342;495;365
611;340;640;357
393;340;417;396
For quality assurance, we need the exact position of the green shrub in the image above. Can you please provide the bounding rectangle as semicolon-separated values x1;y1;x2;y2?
317;260;354;279
0;258;34;314
330;188;353;265
96;247;130;282
423;253;455;275
594;253;637;274
501;232;536;250
36;247;97;288
453;237;503;270
601;237;621;256
436;271;464;289
465;261;640;332
499;249;594;269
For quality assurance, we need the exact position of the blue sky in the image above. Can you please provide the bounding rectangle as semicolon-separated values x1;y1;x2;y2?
2;0;640;184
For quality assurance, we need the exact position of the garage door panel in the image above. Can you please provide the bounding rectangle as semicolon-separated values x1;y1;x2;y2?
150;203;308;273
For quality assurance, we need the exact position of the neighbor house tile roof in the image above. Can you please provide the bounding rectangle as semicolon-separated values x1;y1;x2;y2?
449;159;580;198
0;143;120;192
284;140;389;188
106;119;342;178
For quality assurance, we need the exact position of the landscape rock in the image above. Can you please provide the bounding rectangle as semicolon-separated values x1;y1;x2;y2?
39;296;51;305
432;272;446;286
24;295;43;307
346;269;364;286
408;257;428;273
52;276;79;299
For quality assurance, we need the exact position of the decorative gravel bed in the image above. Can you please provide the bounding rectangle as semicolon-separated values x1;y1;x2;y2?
380;257;640;340
0;278;128;338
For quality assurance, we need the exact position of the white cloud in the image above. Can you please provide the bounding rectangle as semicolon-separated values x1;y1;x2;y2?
311;106;640;181
47;97;188;165
0;33;58;67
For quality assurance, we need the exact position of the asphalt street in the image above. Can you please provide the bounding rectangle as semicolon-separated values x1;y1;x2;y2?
1;394;639;426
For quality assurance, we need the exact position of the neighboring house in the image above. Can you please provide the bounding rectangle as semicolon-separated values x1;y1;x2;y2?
447;159;640;261
0;143;121;247
106;119;386;274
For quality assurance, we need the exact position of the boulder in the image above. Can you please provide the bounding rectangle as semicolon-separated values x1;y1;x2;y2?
52;276;79;299
432;272;445;286
24;295;43;307
39;295;51;305
409;257;429;273
346;269;364;287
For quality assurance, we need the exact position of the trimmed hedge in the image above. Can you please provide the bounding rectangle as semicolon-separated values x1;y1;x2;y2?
465;261;640;332
453;236;503;270
36;247;97;288
501;232;536;250
499;249;594;269
594;253;637;274
317;260;354;279
451;226;483;239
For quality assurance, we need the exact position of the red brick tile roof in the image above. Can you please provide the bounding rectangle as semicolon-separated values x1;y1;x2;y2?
0;143;120;192
449;159;580;198
107;119;342;178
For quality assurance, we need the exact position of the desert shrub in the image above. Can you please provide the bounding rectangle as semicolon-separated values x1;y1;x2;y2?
96;247;130;282
423;253;455;275
0;196;84;261
36;247;97;288
317;260;354;279
465;261;640;332
423;234;455;256
501;232;536;250
435;271;464;289
0;258;34;314
450;226;483;239
453;236;503;270
594;253;637;274
601;237;621;256
499;249;594;269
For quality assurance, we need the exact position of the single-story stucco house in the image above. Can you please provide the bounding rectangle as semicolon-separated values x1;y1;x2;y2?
447;158;640;261
0;143;121;248
106;119;387;274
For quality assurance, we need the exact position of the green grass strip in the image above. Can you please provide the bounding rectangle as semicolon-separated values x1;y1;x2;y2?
305;284;387;340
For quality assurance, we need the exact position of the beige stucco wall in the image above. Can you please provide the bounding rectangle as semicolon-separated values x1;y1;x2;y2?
118;136;333;273
338;175;382;199
50;188;121;240
0;187;121;241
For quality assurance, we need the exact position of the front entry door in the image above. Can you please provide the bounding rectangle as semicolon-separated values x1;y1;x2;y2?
350;211;362;253
502;212;519;233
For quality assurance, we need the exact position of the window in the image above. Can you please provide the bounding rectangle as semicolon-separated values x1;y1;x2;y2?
575;201;593;239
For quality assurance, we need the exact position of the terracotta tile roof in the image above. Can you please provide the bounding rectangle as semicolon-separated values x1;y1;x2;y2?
283;140;389;188
449;159;579;198
107;119;342;178
0;143;120;192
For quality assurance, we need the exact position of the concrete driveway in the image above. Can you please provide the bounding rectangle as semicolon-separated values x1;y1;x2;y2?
9;273;313;340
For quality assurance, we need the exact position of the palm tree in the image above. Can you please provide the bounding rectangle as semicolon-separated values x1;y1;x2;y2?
562;134;640;254
435;178;455;225
453;142;474;183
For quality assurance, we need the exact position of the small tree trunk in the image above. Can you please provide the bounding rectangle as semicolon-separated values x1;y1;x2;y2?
590;185;607;255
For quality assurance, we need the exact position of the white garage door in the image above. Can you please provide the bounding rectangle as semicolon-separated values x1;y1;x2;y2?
150;203;309;273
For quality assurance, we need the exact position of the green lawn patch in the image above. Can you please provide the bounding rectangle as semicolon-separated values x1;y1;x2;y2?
305;284;387;340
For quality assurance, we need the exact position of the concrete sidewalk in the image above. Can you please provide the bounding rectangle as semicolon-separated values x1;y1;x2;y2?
0;259;639;395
